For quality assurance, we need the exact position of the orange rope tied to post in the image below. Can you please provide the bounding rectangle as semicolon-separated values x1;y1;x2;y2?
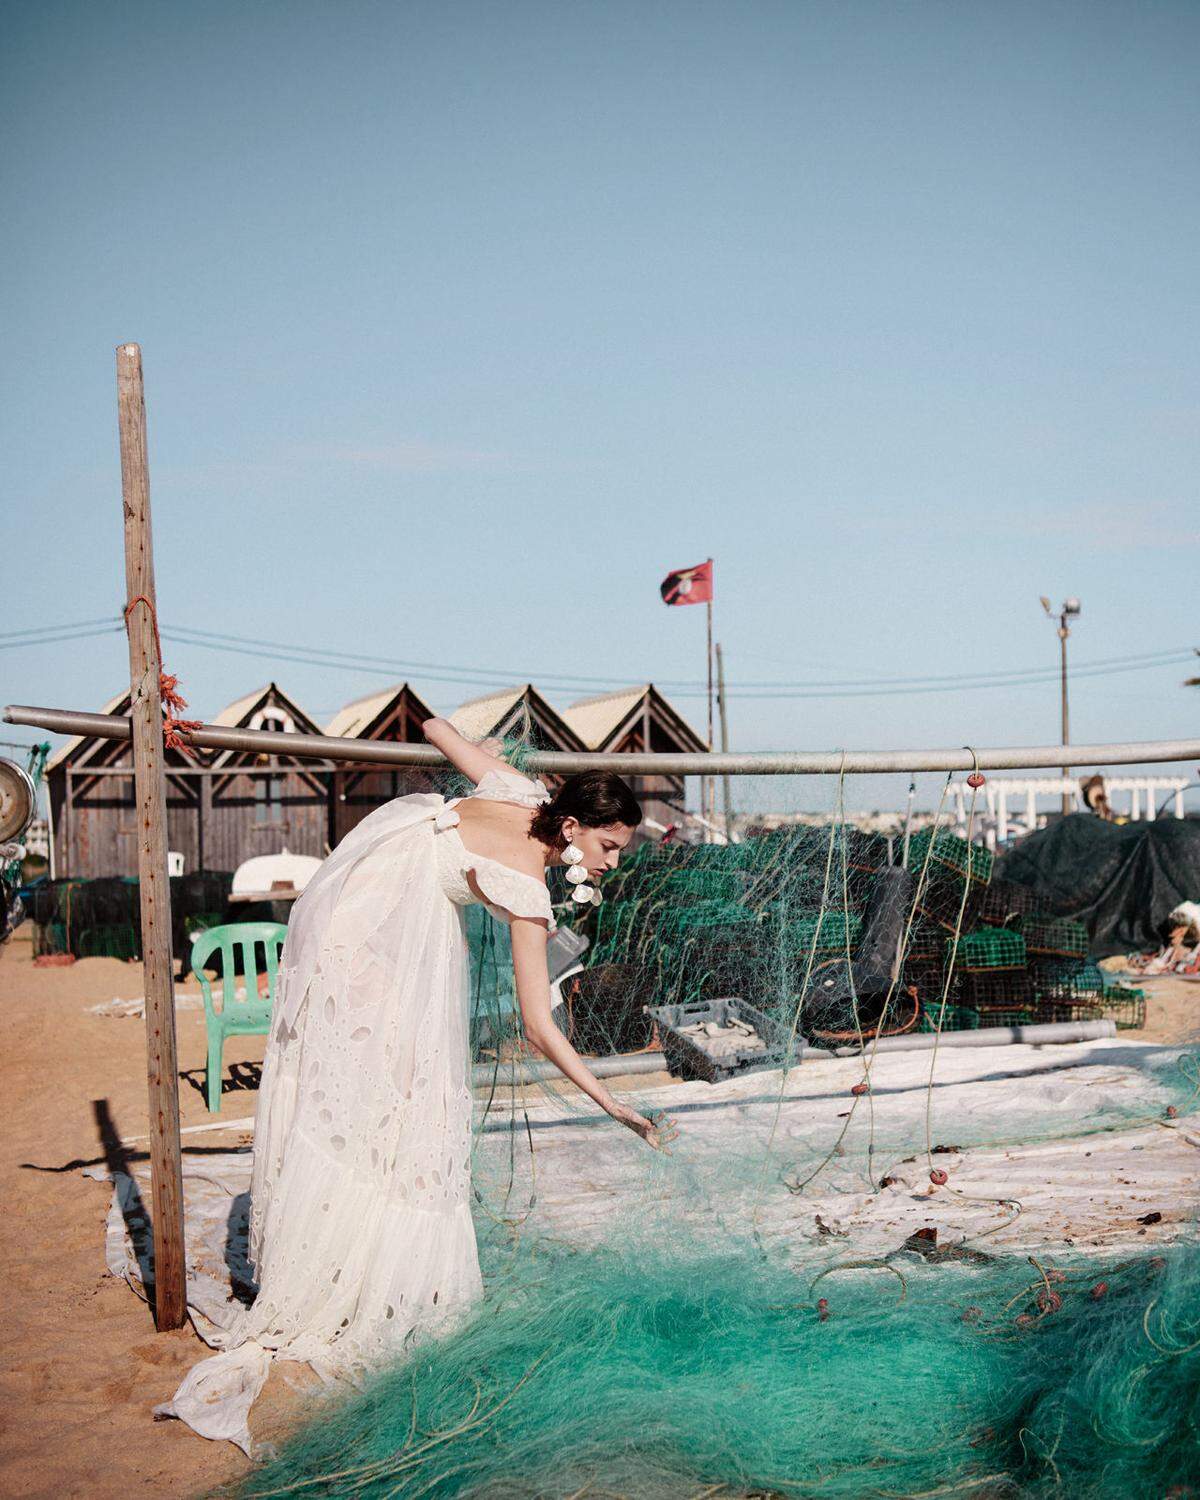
122;595;201;757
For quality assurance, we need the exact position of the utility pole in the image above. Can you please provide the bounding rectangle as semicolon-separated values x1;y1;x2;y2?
1041;596;1081;817
715;641;733;839
116;343;187;1330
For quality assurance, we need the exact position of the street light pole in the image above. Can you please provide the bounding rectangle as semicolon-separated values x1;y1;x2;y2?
1041;596;1081;816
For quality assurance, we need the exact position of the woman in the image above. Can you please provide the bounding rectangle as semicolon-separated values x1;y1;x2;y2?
158;719;671;1451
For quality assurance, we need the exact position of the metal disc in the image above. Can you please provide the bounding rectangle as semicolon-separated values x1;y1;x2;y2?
0;759;36;843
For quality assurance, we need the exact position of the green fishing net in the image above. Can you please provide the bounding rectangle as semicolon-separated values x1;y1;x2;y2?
228;764;1198;1498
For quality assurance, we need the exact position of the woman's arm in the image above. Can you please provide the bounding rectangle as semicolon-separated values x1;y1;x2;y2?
509;919;673;1149
422;717;509;786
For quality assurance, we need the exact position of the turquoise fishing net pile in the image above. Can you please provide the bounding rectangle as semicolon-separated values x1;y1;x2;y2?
229;768;1198;1499
236;1244;1199;1498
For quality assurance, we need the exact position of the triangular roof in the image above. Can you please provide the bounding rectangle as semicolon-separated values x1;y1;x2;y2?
324;682;435;740
46;691;129;771
563;683;708;753
209;682;325;767
448;684;586;752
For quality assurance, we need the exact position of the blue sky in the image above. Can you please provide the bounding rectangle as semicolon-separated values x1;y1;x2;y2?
2;0;1196;804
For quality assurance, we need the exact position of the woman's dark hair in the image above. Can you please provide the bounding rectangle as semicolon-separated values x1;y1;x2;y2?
529;770;642;844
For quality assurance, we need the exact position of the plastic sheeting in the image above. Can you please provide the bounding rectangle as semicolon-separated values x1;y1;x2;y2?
91;1038;1199;1454
996;814;1200;956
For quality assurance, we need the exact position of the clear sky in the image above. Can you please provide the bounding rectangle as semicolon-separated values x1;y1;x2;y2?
2;0;1196;806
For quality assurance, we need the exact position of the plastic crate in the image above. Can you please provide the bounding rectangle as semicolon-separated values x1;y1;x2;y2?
645;996;790;1083
907;829;993;885
958;927;1027;971
1016;915;1088;958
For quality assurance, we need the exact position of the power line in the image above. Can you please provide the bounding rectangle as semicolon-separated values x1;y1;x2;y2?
161;621;1194;693
158;627;1195;701
0;625;125;651
0;615;118;641
6;613;1194;703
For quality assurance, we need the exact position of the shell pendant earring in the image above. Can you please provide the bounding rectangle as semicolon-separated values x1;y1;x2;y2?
562;832;602;907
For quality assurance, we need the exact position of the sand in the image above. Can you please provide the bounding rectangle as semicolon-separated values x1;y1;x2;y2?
1;928;1194;1498
0;932;281;1498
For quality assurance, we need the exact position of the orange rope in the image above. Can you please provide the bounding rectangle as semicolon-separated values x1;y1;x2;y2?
122;594;201;757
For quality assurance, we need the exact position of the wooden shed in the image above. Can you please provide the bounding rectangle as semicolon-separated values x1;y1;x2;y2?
562;684;708;830
203;684;334;868
325;682;440;843
46;691;208;879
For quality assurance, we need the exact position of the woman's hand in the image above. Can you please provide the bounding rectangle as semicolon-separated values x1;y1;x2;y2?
609;1102;679;1152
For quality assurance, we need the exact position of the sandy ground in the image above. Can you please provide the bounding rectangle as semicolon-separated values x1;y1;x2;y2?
0;928;1194;1499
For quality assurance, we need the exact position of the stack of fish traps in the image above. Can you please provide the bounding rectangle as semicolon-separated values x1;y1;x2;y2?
898;835;1145;1032
555;823;1147;1050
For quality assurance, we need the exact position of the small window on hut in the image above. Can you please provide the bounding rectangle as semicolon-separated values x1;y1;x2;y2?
254;777;284;824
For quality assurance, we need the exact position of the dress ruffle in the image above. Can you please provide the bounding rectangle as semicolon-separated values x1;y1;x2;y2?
470;857;557;932
471;768;551;808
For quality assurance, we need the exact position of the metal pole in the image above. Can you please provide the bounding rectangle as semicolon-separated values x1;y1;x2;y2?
900;776;916;867
114;344;186;1331
705;576;714;839
8;705;1200;777
715;641;734;838
1060;612;1071;815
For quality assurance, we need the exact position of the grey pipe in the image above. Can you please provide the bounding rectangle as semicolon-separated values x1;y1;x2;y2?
473;1051;669;1087
471;1044;832;1088
833;1018;1116;1056
8;704;1200;776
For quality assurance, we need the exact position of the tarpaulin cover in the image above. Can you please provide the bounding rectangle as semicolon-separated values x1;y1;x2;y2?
996;813;1200;957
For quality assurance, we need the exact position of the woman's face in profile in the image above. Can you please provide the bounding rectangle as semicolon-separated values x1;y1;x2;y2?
562;820;634;880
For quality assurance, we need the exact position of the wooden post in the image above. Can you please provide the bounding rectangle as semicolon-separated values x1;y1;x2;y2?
704;563;714;838
715;641;733;839
116;343;187;1331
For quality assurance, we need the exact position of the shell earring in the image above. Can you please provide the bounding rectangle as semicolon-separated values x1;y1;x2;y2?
562;835;602;907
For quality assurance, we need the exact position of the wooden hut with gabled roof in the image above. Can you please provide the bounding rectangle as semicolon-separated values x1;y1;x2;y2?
46;690;208;878
325;682;440;842
562;684;708;830
204;683;334;867
448;685;586;785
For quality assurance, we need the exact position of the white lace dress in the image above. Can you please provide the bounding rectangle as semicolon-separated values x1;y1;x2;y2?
157;769;556;1451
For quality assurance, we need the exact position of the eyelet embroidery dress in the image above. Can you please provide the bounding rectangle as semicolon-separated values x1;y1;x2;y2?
157;769;555;1451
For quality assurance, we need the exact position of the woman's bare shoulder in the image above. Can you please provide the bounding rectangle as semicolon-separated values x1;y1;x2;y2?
456;800;544;874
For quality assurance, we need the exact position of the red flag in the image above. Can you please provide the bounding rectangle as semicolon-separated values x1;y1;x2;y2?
660;559;713;606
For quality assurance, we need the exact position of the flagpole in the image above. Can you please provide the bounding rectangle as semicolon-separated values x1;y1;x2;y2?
705;560;714;838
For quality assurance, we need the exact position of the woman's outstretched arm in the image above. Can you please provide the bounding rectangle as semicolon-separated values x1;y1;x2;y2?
422;716;510;786
509;919;675;1150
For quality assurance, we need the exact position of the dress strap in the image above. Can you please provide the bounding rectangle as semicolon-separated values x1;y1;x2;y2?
469;768;551;810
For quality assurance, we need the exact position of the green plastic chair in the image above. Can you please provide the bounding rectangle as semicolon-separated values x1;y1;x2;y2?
191;921;288;1112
